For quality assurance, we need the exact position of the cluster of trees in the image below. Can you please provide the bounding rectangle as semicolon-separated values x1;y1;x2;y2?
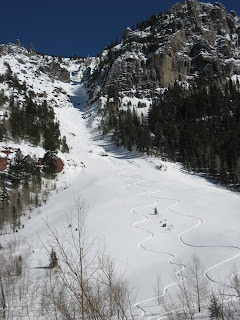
0;66;69;153
1;62;27;91
157;256;240;320
99;88;151;154
0;66;69;230
0;89;8;140
0;199;135;319
0;148;59;230
0;63;69;150
148;80;240;188
0;89;8;107
8;95;61;151
135;13;160;31
101;80;240;189
69;54;84;61
9;149;41;188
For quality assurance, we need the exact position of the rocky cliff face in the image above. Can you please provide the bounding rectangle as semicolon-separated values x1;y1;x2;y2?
39;61;70;83
88;0;240;98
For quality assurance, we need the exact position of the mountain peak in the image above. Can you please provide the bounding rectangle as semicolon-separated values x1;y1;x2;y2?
87;0;240;98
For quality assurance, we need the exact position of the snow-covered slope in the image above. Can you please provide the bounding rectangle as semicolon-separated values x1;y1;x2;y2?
0;37;240;319
21;85;240;317
1;43;240;319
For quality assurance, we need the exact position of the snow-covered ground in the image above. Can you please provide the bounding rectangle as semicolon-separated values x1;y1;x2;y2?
1;50;240;318
4;71;240;318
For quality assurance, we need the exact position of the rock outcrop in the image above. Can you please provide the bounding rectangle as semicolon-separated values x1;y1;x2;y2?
89;0;240;96
39;62;70;83
0;43;70;83
15;39;21;47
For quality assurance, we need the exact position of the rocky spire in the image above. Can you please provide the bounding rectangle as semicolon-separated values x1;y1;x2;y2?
16;39;21;47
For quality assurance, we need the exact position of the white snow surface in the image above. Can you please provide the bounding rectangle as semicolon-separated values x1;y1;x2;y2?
1;47;240;319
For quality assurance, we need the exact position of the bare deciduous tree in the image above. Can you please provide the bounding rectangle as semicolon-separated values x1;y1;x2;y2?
0;272;6;320
157;255;209;320
188;255;209;313
43;196;135;320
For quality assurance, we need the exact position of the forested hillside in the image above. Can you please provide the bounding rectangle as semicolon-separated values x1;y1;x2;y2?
99;79;240;189
0;47;70;230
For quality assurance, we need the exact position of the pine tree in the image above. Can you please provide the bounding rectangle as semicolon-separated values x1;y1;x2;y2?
49;248;58;268
17;192;21;210
61;136;69;153
208;294;224;319
11;205;20;229
42;151;57;177
15;255;22;276
11;149;24;187
34;193;39;207
0;175;9;205
43;121;61;151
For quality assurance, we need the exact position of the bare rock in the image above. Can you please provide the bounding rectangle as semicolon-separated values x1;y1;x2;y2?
39;62;70;83
16;39;21;47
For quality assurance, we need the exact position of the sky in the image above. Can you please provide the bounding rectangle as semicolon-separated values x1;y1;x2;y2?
1;0;240;58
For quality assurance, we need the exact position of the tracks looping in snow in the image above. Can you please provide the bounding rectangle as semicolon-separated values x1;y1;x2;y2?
119;163;240;319
120;166;187;317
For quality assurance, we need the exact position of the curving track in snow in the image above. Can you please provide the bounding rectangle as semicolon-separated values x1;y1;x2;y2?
168;201;240;283
120;166;187;317
119;163;240;319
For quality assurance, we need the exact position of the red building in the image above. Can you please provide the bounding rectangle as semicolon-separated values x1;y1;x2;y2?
0;157;8;171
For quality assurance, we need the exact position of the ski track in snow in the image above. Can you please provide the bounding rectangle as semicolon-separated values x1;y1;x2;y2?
119;164;240;319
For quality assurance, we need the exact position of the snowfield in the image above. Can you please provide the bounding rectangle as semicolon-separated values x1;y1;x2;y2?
1;50;240;318
18;84;240;315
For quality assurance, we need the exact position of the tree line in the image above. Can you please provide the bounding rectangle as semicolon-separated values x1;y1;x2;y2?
100;80;240;190
0;62;69;153
99;86;152;155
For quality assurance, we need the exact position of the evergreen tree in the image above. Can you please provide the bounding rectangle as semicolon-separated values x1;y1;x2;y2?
34;193;39;207
0;174;9;205
61;136;69;153
17;192;21;210
11;205;20;229
43;121;61;151
42;151;57;177
9;102;24;139
208;294;224;319
10;149;25;187
49;248;58;268
15;256;22;276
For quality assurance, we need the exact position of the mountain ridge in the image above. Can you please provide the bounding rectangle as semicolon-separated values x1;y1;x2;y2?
86;0;240;100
